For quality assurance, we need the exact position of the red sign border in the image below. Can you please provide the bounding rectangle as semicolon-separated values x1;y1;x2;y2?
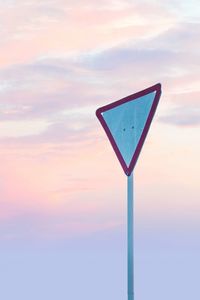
96;83;162;176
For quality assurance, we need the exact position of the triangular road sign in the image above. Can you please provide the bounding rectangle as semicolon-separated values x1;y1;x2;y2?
96;83;162;176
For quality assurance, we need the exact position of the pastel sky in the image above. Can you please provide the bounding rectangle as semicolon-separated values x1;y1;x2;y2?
0;1;199;300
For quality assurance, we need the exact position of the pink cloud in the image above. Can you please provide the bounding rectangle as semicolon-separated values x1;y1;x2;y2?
0;0;176;68
0;0;199;242
0;136;126;240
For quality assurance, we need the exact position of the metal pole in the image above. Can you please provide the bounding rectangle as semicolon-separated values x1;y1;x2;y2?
127;172;134;300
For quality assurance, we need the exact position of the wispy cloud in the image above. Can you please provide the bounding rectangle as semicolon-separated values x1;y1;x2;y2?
0;0;199;241
159;106;200;126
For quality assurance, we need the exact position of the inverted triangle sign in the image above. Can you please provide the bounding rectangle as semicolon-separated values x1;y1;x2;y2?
96;83;162;176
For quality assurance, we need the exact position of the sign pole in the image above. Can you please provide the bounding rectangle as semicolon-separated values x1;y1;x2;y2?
127;172;134;300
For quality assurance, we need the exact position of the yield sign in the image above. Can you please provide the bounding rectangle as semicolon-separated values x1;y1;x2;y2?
96;83;162;176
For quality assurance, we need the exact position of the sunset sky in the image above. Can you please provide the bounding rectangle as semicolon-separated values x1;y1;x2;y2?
0;1;199;299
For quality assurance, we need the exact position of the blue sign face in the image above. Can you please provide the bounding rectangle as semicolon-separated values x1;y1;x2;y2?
102;92;155;167
96;84;161;176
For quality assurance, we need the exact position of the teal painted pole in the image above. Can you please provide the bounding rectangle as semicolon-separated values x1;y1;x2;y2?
127;172;134;300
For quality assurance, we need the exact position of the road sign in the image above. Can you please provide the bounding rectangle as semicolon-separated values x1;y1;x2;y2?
96;83;161;176
96;83;162;300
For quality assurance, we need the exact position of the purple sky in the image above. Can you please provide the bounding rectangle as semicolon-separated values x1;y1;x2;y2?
0;1;199;299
